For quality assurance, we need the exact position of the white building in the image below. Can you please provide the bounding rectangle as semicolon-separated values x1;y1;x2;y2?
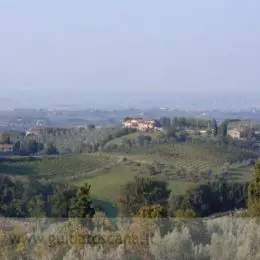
0;144;13;153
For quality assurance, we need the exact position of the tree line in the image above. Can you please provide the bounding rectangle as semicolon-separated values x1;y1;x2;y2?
0;126;134;155
0;175;95;219
1;163;257;219
1;117;260;156
1;161;260;260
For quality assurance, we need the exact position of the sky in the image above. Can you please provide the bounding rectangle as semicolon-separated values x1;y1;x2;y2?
0;0;260;107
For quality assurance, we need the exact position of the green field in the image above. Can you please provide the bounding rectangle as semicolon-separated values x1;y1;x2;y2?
76;163;194;200
0;151;197;208
104;131;162;148
83;165;140;200
226;165;254;182
125;142;257;173
0;140;257;216
0;153;117;182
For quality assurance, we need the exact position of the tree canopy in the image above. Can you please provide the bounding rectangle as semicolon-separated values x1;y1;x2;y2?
119;176;171;216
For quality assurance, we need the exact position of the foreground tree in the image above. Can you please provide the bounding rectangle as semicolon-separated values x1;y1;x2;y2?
169;181;248;217
248;160;260;216
43;142;59;155
0;133;11;144
136;204;168;219
119;177;171;216
69;182;95;227
51;184;78;217
212;118;218;137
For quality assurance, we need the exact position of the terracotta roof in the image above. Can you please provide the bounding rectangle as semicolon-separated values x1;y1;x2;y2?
26;127;44;135
0;144;13;149
28;127;44;131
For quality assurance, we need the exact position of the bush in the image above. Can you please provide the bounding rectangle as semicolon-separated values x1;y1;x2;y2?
168;181;248;217
3;214;260;259
119;177;171;217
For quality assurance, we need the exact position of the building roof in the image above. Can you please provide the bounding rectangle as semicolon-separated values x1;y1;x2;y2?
26;127;44;135
228;128;240;132
0;144;13;149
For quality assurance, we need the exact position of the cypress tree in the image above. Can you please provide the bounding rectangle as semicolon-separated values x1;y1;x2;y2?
212;118;218;137
248;160;260;216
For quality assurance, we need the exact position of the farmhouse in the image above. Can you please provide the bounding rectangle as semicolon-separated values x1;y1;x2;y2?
26;127;44;136
0;144;14;155
227;128;241;139
122;118;160;132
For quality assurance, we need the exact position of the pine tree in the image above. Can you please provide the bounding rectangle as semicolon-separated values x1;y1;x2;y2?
248;160;260;216
69;183;95;228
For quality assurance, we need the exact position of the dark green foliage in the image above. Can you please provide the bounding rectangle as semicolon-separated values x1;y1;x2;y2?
221;124;228;137
69;182;95;219
27;195;46;217
0;176;23;216
50;184;78;218
104;143;118;152
43;142;59;155
0;175;48;217
19;139;44;155
248;160;260;216
0;133;11;144
171;117;213;129
87;124;96;130
119;176;171;216
160;117;171;127
169;181;248;217
148;161;164;176
212;118;218;137
137;134;152;147
165;126;177;139
98;128;137;149
0;175;95;218
113;127;137;138
246;128;253;140
12;126;124;155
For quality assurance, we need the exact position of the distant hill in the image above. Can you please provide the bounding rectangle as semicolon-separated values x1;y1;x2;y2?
228;119;260;130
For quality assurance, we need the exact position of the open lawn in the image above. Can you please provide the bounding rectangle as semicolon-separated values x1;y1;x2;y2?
0;141;257;217
83;165;138;201
0;153;117;182
104;131;162;148
75;161;195;203
167;180;195;195
124;142;258;173
226;165;254;182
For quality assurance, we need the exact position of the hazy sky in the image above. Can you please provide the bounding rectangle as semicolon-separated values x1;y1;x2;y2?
0;0;260;102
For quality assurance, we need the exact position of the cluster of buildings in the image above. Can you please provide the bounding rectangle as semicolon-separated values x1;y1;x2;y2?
26;127;44;136
227;127;260;140
227;128;243;139
7;119;45;130
0;144;13;154
122;118;161;132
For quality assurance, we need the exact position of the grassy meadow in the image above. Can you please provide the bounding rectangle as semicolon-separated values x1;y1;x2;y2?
104;131;162;148
125;142;257;173
0;138;257;217
226;165;254;182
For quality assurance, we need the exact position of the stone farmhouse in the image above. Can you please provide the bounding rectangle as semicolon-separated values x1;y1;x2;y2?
122;118;161;132
26;127;45;136
0;144;14;155
227;128;241;139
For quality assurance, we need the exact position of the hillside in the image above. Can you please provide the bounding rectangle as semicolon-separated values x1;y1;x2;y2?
228;119;260;129
124;141;258;172
0;153;117;183
104;131;163;148
0;139;257;217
